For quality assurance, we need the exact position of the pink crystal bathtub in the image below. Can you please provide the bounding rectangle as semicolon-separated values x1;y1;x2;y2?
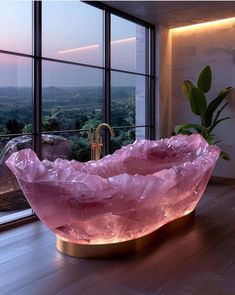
6;134;220;257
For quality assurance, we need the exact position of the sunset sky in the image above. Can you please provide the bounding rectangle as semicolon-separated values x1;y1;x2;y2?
0;1;144;87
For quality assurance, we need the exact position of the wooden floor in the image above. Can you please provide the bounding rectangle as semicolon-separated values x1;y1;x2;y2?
0;183;235;295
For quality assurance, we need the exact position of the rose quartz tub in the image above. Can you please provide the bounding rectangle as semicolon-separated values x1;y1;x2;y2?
6;134;220;256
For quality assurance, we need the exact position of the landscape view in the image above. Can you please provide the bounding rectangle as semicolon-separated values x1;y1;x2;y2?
0;86;138;214
0;86;137;161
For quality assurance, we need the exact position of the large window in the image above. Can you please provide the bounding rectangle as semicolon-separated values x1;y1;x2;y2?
0;1;33;225
42;1;103;66
111;14;148;74
0;1;154;227
0;1;32;54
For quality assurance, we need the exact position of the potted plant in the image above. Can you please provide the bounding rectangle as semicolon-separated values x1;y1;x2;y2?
172;65;232;160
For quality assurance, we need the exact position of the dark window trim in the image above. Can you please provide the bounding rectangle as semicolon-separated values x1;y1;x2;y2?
33;0;42;159
41;56;153;78
0;49;33;58
0;49;153;78
0;214;39;233
0;133;33;138
149;26;156;139
103;9;111;154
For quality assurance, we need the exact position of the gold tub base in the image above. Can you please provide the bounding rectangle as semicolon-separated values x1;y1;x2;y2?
56;210;195;259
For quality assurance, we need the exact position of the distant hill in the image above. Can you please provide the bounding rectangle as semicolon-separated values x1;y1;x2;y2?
0;87;32;97
0;86;135;133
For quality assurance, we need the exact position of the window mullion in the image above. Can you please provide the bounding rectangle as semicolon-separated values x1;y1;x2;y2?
104;9;111;155
33;1;42;159
148;27;156;140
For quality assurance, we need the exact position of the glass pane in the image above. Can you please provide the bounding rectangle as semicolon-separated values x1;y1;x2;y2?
42;1;103;66
42;61;103;132
42;130;92;163
0;54;32;135
0;1;32;54
111;72;146;129
0;135;32;224
111;14;148;73
111;127;145;154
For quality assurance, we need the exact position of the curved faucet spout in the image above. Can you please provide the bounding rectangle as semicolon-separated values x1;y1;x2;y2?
95;123;114;142
89;123;115;161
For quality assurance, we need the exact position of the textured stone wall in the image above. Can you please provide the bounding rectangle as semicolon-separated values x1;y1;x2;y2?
171;19;235;178
155;26;172;140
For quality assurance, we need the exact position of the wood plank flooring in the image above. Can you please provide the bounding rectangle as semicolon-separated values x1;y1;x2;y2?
0;183;235;295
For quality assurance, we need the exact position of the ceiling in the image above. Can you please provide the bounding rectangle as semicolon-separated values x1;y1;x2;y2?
101;1;235;28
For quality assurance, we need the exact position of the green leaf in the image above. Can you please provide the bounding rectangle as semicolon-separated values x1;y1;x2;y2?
204;87;231;127
189;87;207;116
205;133;215;145
176;129;193;135
197;65;212;93
173;123;202;135
208;102;228;131
220;150;230;161
182;80;194;100
209;116;230;133
214;140;222;144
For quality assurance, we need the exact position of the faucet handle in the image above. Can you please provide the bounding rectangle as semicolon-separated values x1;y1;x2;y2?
89;127;94;145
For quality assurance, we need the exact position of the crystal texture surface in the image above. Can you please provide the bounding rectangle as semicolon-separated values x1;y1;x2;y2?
0;134;71;211
6;134;220;244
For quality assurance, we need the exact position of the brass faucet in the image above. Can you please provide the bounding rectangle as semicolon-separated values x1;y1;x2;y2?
89;123;115;160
